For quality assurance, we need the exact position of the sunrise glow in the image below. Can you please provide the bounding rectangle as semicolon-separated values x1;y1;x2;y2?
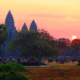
0;0;80;40
72;35;77;40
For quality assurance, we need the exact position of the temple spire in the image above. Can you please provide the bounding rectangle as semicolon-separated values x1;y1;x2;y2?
5;10;14;24
5;10;16;41
8;10;11;13
30;20;37;32
22;23;28;30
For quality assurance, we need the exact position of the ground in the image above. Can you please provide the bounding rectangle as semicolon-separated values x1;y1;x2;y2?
22;62;80;80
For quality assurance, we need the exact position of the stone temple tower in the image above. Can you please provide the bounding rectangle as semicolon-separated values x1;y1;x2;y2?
5;10;16;41
22;23;28;30
30;20;37;32
3;10;18;57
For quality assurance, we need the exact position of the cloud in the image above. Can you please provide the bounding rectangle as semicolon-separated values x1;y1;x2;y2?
25;14;67;18
73;17;80;19
71;14;80;19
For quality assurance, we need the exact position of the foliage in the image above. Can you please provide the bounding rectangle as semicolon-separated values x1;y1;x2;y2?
0;70;30;80
0;24;9;61
70;39;80;52
57;39;68;56
77;62;80;66
0;24;8;45
5;29;60;62
57;39;67;51
38;29;57;47
0;62;29;72
47;58;53;62
70;39;80;56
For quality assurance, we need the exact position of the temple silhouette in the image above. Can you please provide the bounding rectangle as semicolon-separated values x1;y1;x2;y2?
2;10;38;57
2;11;76;57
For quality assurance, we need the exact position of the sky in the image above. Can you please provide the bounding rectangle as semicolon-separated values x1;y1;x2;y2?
0;0;80;41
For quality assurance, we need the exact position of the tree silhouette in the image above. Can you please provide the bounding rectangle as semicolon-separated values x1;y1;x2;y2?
5;29;60;64
0;24;8;61
70;39;80;57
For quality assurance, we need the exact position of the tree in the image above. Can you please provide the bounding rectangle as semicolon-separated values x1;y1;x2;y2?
70;39;80;57
5;29;60;64
38;29;57;47
58;40;67;50
57;40;67;56
0;24;8;61
70;39;80;51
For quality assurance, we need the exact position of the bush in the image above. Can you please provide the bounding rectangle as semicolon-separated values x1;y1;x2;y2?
47;58;53;62
0;70;30;80
77;62;80;66
0;62;29;72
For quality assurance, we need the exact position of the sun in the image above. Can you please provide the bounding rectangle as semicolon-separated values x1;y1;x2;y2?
72;35;77;40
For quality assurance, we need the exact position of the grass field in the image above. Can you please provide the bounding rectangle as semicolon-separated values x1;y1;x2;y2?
22;62;80;80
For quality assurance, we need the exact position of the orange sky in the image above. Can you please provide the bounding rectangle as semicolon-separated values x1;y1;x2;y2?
0;0;80;40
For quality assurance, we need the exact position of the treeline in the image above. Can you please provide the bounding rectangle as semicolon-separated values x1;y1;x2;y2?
5;29;80;59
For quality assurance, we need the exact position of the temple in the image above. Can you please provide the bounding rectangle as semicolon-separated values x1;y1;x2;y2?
22;23;28;30
1;10;38;57
30;20;37;32
5;11;37;42
5;10;16;41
